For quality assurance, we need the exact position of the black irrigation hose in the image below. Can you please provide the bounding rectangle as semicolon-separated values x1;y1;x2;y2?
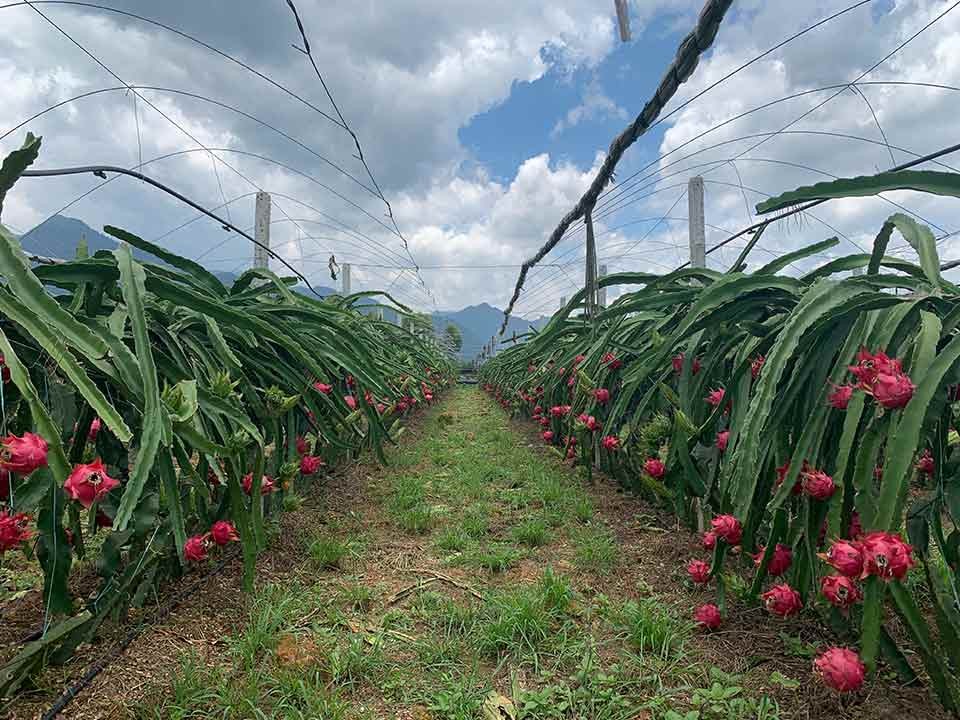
40;547;240;720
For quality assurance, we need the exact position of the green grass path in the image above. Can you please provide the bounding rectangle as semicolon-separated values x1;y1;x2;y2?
144;387;780;720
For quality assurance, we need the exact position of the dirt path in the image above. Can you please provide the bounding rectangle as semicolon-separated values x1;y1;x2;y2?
8;387;949;719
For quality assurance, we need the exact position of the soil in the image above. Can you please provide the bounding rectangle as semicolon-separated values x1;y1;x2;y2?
1;388;952;719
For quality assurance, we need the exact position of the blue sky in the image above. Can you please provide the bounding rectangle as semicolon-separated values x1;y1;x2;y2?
3;0;960;317
459;14;684;183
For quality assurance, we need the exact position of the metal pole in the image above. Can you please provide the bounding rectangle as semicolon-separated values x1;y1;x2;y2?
688;176;706;269
598;263;608;309
253;191;271;269
342;262;352;295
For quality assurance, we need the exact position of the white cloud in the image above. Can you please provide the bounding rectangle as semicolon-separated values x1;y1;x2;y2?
551;77;629;139
4;0;960;317
380;152;604;310
584;0;960;287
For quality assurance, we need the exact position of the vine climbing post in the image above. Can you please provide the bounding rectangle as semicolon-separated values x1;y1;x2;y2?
584;208;598;324
688;177;706;270
598;264;608;309
253;191;271;270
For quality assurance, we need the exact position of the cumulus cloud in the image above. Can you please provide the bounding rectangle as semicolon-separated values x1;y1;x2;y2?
579;0;960;291
551;77;628;139
0;0;628;310
3;0;960;318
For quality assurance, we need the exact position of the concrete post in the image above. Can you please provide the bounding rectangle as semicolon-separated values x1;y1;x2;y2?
688;177;706;532
688;177;706;269
614;0;631;41
342;262;352;295
584;209;598;321
598;263;608;309
253;191;271;269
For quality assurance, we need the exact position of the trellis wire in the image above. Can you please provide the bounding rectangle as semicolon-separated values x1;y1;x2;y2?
499;0;735;332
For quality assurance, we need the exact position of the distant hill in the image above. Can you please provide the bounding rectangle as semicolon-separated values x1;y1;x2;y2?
432;302;549;360
17;215;245;287
14;216;549;355
16;215;342;293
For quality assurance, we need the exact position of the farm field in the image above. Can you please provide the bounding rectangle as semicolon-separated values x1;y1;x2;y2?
6;388;946;719
5;1;960;717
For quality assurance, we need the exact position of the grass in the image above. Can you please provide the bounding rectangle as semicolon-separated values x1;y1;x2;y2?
465;543;522;572
389;475;435;534
460;504;490;539
616;597;692;660
308;534;358;570
397;505;435;534
340;583;376;613
573;524;618;573
142;388;779;720
435;526;471;553
512;518;550;547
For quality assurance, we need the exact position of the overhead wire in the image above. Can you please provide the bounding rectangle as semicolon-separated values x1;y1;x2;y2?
19;164;326;296
501;0;879;330
283;0;433;303
518;86;960;301
18;0;322;275
0;85;379;197
8;1;435;307
0;0;347;130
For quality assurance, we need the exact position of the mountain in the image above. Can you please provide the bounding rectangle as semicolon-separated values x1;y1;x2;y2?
432;303;549;361
19;215;131;262
17;215;243;286
14;216;547;357
17;215;341;293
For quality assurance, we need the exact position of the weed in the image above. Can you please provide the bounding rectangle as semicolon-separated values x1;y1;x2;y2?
341;583;375;613
617;597;691;660
512;518;549;547
478;589;552;656
539;567;575;613
390;475;426;513
660;669;781;720
467;543;522;572
143;651;354;720
779;631;822;658
230;584;305;669
397;505;435;534
461;505;490;539
308;535;355;570
573;525;617;573
502;487;533;510
328;635;387;688
435;527;471;553
572;495;595;522
427;672;488;720
414;635;464;669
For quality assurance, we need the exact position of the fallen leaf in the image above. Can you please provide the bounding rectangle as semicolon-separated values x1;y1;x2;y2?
274;633;321;669
482;691;516;720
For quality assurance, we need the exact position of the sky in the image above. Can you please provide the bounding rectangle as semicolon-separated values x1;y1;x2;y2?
2;0;960;328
